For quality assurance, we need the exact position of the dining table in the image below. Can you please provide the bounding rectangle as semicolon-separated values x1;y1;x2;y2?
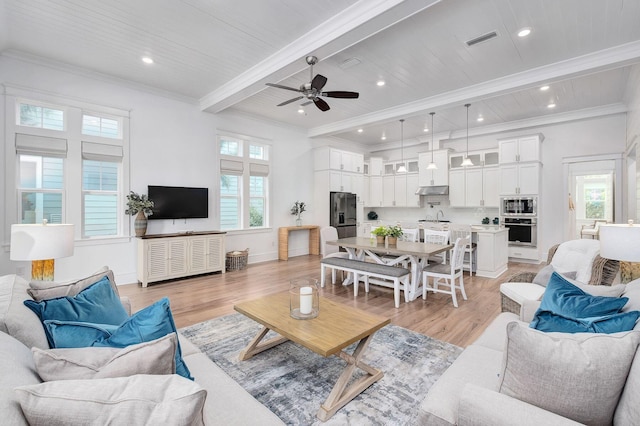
326;237;453;301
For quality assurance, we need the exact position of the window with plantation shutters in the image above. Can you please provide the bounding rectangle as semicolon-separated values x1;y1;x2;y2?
218;134;271;230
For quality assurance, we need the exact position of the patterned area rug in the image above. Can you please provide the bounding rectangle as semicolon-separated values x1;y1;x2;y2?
180;313;461;425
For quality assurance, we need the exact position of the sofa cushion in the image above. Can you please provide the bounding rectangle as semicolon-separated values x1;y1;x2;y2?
15;374;206;426
614;345;640;424
23;277;129;347
43;320;119;348
0;275;48;349
499;322;640;425
28;267;118;301
530;310;640;333
532;264;576;287
550;239;600;283
92;297;192;380
0;332;42;426
32;333;176;381
622;278;640;314
419;344;503;425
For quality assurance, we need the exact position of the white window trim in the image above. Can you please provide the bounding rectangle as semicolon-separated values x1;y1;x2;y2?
4;87;131;243
217;132;272;231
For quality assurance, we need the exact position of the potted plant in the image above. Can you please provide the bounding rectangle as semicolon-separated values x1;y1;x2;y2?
386;225;403;245
125;191;154;236
372;226;388;244
290;201;306;226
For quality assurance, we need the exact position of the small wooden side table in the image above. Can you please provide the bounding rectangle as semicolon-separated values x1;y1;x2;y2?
278;225;320;260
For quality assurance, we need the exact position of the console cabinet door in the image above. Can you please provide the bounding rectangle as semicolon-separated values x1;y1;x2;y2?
167;239;188;276
206;235;224;271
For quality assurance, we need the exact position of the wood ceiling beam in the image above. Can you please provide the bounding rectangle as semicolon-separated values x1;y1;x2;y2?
199;0;441;113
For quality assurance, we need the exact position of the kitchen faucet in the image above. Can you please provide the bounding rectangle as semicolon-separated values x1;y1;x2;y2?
436;210;444;222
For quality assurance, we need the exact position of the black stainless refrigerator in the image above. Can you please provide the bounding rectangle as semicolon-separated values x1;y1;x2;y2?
329;191;357;239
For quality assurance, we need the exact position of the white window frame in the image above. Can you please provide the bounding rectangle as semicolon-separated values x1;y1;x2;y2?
4;87;130;244
218;133;271;231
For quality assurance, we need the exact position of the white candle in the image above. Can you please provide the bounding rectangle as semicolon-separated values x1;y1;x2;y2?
299;286;313;315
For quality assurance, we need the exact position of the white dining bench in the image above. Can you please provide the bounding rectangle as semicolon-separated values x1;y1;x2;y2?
320;257;411;308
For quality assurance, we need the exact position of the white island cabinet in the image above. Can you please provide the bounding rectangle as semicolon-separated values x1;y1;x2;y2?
473;227;509;278
137;231;226;287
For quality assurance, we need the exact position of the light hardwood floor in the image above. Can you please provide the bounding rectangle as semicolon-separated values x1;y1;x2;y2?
119;255;544;348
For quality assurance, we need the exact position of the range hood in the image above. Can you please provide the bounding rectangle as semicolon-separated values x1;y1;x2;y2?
415;185;449;196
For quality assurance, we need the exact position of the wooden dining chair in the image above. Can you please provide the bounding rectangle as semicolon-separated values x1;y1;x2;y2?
423;229;450;264
422;237;469;307
319;226;350;286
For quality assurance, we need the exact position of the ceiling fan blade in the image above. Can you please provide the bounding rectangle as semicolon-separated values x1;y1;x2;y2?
321;91;359;99
266;83;301;92
277;96;303;107
300;101;313;106
313;97;330;111
311;74;327;91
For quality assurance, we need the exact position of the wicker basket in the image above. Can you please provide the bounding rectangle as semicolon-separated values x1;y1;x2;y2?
226;249;249;271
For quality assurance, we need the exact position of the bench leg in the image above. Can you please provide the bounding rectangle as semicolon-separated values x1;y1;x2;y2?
320;265;326;288
393;279;400;308
403;276;410;303
353;272;359;298
332;269;337;284
364;276;369;293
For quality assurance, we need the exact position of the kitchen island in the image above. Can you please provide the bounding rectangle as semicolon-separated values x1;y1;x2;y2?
471;226;509;278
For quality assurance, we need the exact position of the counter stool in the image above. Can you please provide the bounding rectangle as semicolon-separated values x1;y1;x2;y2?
499;282;546;314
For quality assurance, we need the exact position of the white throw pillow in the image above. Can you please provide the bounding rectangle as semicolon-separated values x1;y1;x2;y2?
499;322;640;425
15;374;206;426
32;333;177;381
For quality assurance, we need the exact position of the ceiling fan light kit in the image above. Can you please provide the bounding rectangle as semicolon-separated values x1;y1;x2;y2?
266;56;359;112
427;111;437;170
462;103;474;167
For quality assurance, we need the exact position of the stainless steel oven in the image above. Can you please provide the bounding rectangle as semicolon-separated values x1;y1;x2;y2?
501;197;537;216
503;217;537;246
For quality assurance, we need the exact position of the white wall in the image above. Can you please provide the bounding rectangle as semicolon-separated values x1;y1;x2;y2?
625;64;640;220
0;55;314;284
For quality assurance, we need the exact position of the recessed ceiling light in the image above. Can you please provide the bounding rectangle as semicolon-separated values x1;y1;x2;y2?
381;135;386;140
517;27;531;37
376;80;385;87
477;116;484;122
547;103;556;109
357;128;363;133
298;107;304;114
141;56;154;64
540;85;550;91
423;127;429;132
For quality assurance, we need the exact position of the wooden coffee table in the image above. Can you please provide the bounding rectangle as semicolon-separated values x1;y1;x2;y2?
234;292;390;421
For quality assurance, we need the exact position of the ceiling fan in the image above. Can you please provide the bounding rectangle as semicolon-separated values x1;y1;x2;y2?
266;56;359;112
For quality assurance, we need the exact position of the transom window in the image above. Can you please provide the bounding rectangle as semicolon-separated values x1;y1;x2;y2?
82;114;121;139
17;101;65;131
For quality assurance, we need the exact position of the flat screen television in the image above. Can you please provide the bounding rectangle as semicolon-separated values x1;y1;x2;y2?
147;185;208;220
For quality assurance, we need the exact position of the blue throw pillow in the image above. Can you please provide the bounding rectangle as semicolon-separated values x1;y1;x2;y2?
24;276;129;347
539;272;628;318
92;297;192;380
43;320;119;348
531;310;640;333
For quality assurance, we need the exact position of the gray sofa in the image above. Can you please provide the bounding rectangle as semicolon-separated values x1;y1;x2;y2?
0;274;284;425
419;278;640;425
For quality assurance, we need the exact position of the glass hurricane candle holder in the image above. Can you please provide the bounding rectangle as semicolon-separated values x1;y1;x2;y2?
290;278;319;320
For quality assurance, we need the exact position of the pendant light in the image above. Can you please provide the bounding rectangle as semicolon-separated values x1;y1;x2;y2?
426;112;437;170
461;103;474;167
397;119;407;173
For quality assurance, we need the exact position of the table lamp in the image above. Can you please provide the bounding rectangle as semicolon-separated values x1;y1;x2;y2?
599;221;640;262
10;220;75;280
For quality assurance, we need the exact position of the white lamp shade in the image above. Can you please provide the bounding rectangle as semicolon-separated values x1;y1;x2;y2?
599;224;640;262
461;157;474;167
426;162;438;170
10;224;75;261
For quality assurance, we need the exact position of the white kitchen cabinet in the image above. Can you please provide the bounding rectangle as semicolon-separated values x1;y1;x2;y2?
137;232;226;287
406;173;421;207
508;245;540;262
499;163;540;195
362;175;370;206
383;175;395;206
475;228;508;278
369;176;383;207
499;135;542;164
449;166;499;207
369;157;383;176
418;149;449;186
394;175;407;207
315;147;364;173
